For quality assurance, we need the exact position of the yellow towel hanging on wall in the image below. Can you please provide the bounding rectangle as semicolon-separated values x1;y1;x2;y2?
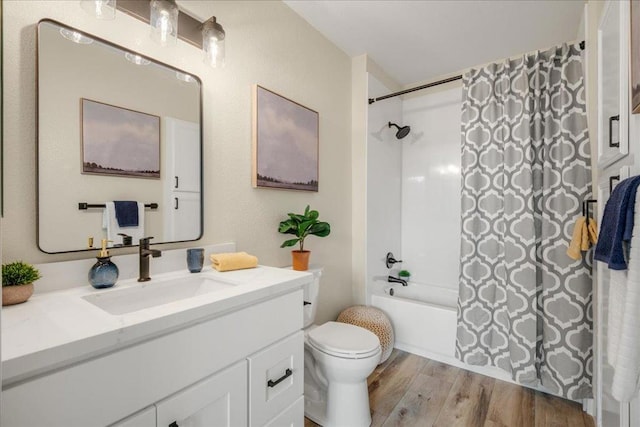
567;216;587;260
567;216;598;260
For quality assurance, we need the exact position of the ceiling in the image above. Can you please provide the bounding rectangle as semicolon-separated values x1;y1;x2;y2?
283;0;585;86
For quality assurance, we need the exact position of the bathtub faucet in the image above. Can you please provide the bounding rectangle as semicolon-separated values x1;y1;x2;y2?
388;275;408;286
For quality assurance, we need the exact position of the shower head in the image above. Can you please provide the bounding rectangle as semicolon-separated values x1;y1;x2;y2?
388;122;411;139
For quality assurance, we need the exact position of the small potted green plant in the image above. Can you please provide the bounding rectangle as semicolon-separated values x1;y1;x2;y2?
2;261;41;306
278;205;331;271
398;270;411;281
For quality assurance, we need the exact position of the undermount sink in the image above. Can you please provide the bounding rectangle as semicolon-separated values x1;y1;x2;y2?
82;275;235;315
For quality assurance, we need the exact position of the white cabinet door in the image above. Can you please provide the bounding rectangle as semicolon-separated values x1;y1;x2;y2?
596;166;631;427
264;396;304;427
248;332;304;427
166;118;200;193
164;117;201;242
166;192;201;241
110;406;156;427
631;398;640;427
155;361;248;427
597;0;630;168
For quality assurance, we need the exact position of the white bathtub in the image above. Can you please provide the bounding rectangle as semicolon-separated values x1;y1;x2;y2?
371;283;458;360
371;282;519;384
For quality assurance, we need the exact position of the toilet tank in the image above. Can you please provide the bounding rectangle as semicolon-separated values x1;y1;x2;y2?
302;266;323;328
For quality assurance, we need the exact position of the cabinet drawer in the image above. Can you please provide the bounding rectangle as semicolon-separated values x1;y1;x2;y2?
156;360;248;427
264;396;304;427
249;331;304;427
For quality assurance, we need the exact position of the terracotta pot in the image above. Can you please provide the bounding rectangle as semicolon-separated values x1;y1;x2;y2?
292;250;311;271
2;283;34;306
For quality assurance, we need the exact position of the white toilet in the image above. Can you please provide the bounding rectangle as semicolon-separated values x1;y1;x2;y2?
302;267;381;427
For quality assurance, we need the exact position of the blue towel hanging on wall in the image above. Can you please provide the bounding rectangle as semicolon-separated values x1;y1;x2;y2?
594;176;640;270
113;201;139;227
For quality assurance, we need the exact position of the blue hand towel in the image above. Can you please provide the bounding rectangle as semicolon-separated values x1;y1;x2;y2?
113;201;139;227
594;176;640;270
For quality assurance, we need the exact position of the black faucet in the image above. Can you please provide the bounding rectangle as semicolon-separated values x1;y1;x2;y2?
138;237;162;282
388;275;408;286
386;252;403;268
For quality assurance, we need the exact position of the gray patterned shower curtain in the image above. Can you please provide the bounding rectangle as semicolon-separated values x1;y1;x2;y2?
455;43;593;399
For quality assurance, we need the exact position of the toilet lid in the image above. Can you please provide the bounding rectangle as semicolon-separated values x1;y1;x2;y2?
307;321;380;358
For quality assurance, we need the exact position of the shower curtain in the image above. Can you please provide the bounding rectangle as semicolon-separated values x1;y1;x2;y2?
455;43;592;400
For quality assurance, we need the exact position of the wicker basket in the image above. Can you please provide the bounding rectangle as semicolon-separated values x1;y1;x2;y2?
337;305;394;363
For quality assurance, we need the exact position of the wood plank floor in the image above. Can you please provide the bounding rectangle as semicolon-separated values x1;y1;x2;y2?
304;349;595;427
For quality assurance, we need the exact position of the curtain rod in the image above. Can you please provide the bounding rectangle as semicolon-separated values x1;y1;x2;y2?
368;40;586;105
368;75;462;105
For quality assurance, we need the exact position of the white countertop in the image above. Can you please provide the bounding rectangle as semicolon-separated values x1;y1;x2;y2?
2;265;311;386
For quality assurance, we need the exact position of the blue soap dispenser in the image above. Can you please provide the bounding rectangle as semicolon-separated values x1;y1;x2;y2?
89;239;119;289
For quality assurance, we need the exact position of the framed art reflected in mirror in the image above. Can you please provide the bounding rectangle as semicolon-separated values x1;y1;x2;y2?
81;99;161;179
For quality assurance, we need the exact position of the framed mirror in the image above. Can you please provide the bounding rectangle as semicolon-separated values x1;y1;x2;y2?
37;19;203;254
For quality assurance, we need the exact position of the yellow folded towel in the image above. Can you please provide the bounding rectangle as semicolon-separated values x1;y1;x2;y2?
567;216;587;260
210;252;258;272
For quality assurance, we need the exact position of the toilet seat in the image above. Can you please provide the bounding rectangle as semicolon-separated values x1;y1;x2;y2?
307;321;380;359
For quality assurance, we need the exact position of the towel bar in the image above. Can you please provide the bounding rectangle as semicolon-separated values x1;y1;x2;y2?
78;203;159;210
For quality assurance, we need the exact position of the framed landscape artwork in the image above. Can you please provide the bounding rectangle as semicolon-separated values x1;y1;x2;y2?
81;98;161;178
633;0;640;113
252;85;319;191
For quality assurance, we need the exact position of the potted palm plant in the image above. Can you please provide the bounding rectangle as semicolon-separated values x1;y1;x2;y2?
278;205;330;271
2;261;41;306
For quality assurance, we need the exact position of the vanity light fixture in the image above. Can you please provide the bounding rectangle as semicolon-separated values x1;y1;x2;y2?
150;0;179;46
80;0;116;20
125;52;151;65
59;28;94;44
202;16;226;68
80;0;228;67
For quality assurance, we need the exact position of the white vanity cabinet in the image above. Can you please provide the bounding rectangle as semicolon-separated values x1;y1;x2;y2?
112;331;305;427
2;288;305;427
113;361;248;427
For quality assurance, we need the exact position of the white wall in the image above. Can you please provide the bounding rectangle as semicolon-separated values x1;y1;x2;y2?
366;75;402;301
401;85;462;289
352;55;401;304
3;0;353;324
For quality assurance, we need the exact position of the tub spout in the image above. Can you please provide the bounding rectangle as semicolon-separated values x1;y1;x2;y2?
388;275;408;286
